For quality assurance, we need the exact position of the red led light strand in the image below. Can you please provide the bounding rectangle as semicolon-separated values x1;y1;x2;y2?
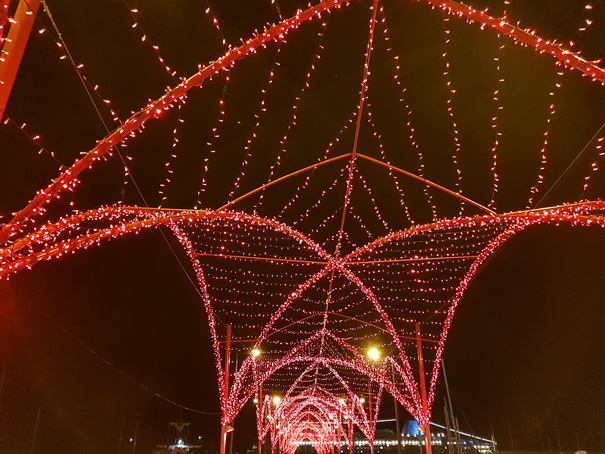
228;46;283;200
0;0;347;242
333;0;378;258
526;71;564;208
158;106;183;207
582;136;605;196
577;3;594;34
440;15;463;214
488;1;508;210
196;75;230;208
278;114;356;219
377;4;437;220
203;2;227;47
355;153;495;215
364;107;412;228
1;116;63;166
291;167;348;227
426;224;525;414
122;2;178;79
255;17;331;214
416;0;605;83
3;0;603;244
40;2;121;125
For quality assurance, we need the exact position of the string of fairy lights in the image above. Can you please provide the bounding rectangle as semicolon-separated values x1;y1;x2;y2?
1;0;605;451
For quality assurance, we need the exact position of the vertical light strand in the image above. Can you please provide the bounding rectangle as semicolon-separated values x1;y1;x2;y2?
277;113;355;219
2;116;63;166
526;70;563;208
378;3;437;221
577;3;594;33
487;0;509;211
440;15;464;216
196;74;231;209
291;166;348;227
35;16;121;124
39;2;151;210
333;0;378;258
270;0;283;21
315;0;380;367
158;105;183;207
204;1;227;47
364;104;413;227
487;41;505;211
581;136;605;196
353;168;391;232
122;2;178;79
255;17;330;214
228;45;283;201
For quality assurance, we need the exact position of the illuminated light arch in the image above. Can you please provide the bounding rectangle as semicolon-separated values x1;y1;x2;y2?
225;330;398;424
258;360;374;448
2;0;604;242
253;363;385;447
1;0;604;446
266;386;365;454
3;201;605;425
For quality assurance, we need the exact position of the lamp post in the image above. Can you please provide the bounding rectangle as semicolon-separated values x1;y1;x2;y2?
257;383;264;454
390;363;402;454
219;331;266;454
366;347;382;454
220;324;232;454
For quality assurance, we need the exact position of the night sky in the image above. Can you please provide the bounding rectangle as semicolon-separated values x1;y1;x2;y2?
1;0;605;453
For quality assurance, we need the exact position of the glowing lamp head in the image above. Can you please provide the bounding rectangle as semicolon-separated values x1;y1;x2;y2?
253;397;259;404
273;396;282;405
359;397;366;404
251;348;261;358
367;347;381;361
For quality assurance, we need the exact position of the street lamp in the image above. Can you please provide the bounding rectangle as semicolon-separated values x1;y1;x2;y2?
251;348;261;358
272;395;282;405
364;347;382;454
367;347;381;361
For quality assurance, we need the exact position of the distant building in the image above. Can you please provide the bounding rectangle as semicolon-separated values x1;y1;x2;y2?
295;420;496;454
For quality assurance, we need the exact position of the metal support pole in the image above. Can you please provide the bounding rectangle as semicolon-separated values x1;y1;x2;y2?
368;380;375;454
132;412;139;454
391;365;402;454
258;382;264;454
220;324;232;454
0;0;41;117
415;323;432;454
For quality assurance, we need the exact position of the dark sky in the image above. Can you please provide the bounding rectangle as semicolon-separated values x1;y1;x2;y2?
1;0;605;453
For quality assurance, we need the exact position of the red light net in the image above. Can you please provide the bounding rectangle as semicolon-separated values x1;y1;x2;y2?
1;0;605;450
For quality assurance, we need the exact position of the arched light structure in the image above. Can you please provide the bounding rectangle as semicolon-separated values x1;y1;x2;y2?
1;0;605;451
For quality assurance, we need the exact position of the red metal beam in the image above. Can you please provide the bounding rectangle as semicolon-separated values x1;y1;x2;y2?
0;0;41;116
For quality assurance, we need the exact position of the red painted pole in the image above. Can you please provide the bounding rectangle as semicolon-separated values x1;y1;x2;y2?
258;383;264;454
368;380;375;454
415;323;432;454
220;324;232;454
